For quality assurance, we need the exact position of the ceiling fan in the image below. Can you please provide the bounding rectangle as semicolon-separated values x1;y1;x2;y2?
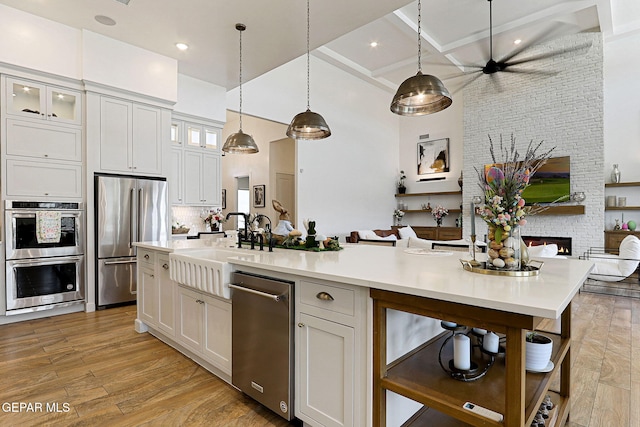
444;0;591;88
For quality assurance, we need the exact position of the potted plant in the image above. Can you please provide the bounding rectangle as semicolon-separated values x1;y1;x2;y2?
397;170;407;194
525;331;553;371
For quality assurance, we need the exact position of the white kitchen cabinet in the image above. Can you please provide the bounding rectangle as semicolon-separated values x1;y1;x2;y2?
169;148;184;204
185;122;220;151
6;118;82;162
5;158;82;199
5;77;82;126
157;255;176;336
296;280;367;427
298;312;355;427
139;265;158;327
183;151;221;206
137;252;176;337
99;96;162;175
177;285;232;375
171;120;183;146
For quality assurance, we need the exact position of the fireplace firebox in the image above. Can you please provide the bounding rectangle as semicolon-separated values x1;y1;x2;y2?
522;236;572;256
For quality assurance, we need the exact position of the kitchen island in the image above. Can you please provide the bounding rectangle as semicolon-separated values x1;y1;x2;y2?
134;241;593;427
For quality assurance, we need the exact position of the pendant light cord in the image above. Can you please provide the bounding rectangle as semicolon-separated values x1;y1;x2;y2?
306;0;311;110
239;25;244;131
417;0;422;74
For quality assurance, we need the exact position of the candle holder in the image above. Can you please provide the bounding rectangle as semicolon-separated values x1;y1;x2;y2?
467;234;481;266
438;325;498;382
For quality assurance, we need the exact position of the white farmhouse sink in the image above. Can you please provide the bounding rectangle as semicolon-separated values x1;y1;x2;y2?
169;249;240;299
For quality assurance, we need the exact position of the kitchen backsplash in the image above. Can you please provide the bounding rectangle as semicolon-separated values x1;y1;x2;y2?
171;206;213;234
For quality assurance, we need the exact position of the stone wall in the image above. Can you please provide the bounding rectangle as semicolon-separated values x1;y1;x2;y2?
463;33;604;256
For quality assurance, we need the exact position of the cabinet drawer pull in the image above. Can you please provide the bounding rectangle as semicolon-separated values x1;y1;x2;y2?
162;263;169;270
316;291;334;301
144;254;150;260
298;323;305;328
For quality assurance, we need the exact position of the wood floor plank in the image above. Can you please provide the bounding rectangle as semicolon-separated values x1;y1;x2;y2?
590;383;630;426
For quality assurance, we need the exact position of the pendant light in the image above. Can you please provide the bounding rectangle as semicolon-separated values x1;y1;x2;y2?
223;23;259;154
286;0;331;140
390;0;452;116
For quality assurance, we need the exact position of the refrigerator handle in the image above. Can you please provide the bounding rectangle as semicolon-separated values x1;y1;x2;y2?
138;188;143;242
129;188;134;248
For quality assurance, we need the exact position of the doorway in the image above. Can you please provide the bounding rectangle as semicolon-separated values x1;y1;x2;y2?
236;176;250;230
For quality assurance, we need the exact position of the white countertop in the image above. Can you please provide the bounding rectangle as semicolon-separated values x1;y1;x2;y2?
135;240;594;319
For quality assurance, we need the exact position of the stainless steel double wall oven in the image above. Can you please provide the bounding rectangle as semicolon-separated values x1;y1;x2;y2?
4;201;84;314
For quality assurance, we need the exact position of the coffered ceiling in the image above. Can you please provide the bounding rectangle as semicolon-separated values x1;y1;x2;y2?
0;0;634;92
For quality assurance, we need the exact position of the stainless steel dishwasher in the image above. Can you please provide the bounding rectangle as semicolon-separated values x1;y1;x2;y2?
229;271;295;421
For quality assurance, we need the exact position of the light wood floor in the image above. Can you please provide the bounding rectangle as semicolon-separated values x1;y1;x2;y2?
0;290;637;426
0;306;292;427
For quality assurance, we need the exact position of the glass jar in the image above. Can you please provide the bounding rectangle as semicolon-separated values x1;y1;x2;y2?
487;225;521;270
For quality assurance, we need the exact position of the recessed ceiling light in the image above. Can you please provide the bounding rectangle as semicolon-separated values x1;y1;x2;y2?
514;39;522;45
176;43;189;51
370;41;378;48
95;15;116;26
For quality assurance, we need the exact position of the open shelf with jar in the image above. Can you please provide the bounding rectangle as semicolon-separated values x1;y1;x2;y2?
604;182;640;211
371;288;571;427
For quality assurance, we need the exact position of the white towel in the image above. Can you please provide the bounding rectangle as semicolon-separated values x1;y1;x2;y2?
36;211;62;244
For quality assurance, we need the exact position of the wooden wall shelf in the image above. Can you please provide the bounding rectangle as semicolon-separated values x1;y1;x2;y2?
403;209;462;214
534;205;585;215
396;191;462;198
605;206;640;211
605;182;640;188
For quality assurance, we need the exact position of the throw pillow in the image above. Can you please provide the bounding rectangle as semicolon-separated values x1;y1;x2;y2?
357;230;378;240
398;226;417;240
527;244;558;258
407;236;434;249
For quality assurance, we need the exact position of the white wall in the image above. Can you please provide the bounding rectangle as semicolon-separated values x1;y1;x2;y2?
463;33;603;256
174;74;226;121
229;55;399;237
397;91;465;228
82;30;177;102
603;32;640;182
0;4;81;80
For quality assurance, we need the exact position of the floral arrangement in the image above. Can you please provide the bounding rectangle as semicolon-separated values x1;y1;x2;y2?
476;134;555;243
432;205;448;221
204;208;226;225
393;209;405;220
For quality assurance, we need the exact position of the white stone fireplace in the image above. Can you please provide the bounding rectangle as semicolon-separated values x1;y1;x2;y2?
462;32;604;257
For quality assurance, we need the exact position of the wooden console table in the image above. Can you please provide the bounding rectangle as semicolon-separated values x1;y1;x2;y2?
371;288;571;426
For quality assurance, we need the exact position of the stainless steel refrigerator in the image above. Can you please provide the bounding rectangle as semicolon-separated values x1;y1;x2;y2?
95;174;168;307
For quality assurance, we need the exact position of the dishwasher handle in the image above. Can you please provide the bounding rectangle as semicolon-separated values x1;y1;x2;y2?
229;283;287;302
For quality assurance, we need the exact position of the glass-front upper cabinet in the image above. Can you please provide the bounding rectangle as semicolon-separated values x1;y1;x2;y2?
186;122;220;151
5;77;82;126
171;120;183;146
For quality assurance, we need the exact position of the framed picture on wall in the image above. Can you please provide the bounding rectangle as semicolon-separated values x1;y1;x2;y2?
417;137;450;175
221;189;226;209
253;185;265;208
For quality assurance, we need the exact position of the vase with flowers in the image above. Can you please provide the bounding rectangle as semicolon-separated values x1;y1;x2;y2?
393;209;405;226
476;134;555;270
204;208;226;231
432;205;448;227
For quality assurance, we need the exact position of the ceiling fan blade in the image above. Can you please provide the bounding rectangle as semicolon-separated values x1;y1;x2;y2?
505;42;592;67
440;69;483;81
498;23;572;64
501;68;559;77
451;72;484;95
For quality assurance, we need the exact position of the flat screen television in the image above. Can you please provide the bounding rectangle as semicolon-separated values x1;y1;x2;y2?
484;156;571;204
